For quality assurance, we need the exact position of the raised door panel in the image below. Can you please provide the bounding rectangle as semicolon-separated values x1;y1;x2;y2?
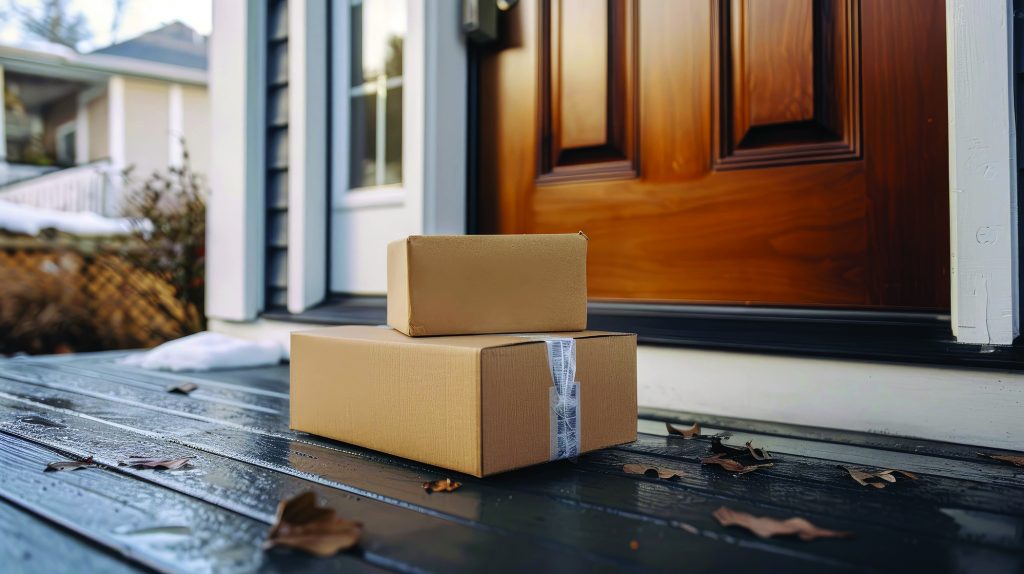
539;0;637;182
715;0;860;168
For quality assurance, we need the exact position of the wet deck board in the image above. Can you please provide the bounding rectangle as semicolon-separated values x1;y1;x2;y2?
0;354;1022;573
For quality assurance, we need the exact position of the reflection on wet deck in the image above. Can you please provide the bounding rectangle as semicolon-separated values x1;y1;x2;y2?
0;353;1022;573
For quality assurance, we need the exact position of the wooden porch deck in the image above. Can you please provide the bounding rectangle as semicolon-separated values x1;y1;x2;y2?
0;352;1022;573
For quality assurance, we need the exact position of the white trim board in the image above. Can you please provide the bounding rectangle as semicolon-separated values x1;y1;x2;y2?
206;0;266;321
947;0;1020;344
288;0;329;313
637;345;1024;450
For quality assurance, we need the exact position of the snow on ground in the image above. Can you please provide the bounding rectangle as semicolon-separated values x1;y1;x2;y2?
0;199;143;236
119;332;287;372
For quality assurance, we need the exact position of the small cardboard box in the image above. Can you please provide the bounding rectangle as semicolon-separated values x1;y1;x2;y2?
387;233;588;336
290;326;637;477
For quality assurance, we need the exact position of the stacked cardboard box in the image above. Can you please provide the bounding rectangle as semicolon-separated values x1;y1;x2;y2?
291;234;637;477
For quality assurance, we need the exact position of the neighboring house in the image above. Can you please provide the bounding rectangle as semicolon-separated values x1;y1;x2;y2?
208;1;1022;450
0;22;209;213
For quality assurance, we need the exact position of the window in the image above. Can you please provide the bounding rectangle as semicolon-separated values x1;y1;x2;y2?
348;0;405;190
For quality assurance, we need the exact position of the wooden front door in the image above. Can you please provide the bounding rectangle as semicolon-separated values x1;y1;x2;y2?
478;0;949;309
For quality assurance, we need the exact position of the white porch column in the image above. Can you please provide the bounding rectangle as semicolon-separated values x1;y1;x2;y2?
287;0;328;313
107;75;126;171
75;93;89;165
168;83;184;167
207;0;267;321
946;0;1019;344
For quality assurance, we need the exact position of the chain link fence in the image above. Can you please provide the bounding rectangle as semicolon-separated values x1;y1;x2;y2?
0;233;199;356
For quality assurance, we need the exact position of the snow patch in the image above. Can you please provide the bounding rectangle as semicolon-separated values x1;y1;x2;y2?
119;332;286;372
0;199;144;236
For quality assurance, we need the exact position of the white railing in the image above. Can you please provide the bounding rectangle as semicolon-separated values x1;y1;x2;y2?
0;161;120;216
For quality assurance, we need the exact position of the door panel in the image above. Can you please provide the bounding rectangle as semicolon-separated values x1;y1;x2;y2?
479;0;949;309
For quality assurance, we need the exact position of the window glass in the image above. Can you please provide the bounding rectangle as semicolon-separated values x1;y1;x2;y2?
349;0;405;189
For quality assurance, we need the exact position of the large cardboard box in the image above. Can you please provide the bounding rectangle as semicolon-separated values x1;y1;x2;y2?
387;233;588;336
291;326;637;477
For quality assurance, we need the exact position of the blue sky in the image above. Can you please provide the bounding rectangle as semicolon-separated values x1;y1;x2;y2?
1;0;212;51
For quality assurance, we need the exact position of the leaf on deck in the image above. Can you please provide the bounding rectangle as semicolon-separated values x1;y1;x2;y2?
119;456;193;470
839;466;917;489
701;453;773;474
264;492;362;557
167;382;198;394
423;478;462;493
712;506;851;541
44;456;96;472
622;463;687;480
665;422;702;439
977;452;1024;467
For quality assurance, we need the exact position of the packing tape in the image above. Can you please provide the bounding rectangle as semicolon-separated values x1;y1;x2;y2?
543;338;581;461
502;335;584;460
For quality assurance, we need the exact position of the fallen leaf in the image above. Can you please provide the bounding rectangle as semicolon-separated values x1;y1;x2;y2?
264;492;362;557
745;441;772;461
702;453;773;474
712;506;851;541
977;452;1024;467
622;463;686;480
423;478;462;493
665;422;701;438
839;466;917;489
167;382;198;394
119;456;192;470
44;456;95;472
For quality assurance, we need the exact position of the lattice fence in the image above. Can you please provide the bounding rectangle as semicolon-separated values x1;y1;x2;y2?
0;234;199;355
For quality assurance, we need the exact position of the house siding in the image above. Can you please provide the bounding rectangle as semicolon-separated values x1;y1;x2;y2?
266;0;289;309
123;77;170;178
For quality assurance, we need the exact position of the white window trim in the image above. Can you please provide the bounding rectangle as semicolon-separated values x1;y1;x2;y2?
288;0;329;313
327;0;465;294
947;0;1019;345
330;0;411;211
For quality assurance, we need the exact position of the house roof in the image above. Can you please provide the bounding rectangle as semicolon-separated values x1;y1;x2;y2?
90;21;207;71
0;22;207;86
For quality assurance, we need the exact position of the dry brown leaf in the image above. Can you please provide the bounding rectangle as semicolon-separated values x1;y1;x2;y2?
978;452;1024;467
423;478;462;493
264;492;362;557
665;422;701;439
119;456;193;470
713;506;851;541
702;453;773;474
44;456;95;472
167;382;198;394
840;466;917;489
622;463;686;480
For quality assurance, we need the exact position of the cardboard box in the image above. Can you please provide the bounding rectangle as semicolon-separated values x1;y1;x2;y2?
291;326;637;477
387;233;588;336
